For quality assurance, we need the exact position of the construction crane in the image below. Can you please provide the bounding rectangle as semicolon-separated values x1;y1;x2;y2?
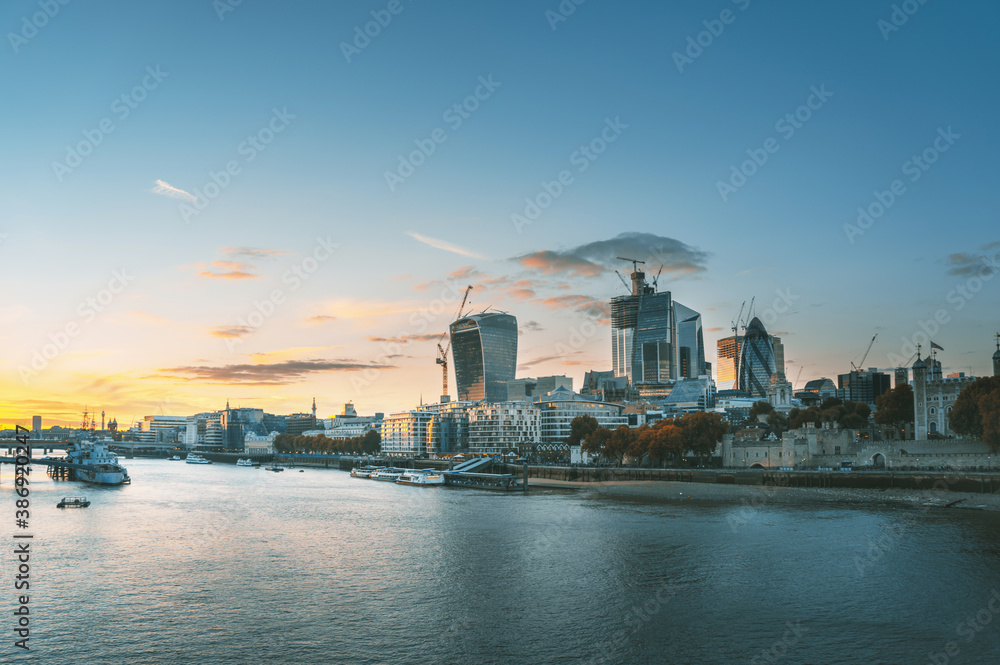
795;365;804;387
436;285;473;400
616;256;646;274
614;270;631;292
731;300;746;337
851;333;878;371
650;265;663;291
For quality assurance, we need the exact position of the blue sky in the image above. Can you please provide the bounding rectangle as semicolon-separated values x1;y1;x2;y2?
2;0;998;425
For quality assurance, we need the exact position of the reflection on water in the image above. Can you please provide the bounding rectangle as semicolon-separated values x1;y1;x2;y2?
8;459;1000;664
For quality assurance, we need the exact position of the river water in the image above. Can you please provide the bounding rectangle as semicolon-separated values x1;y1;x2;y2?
4;459;1000;664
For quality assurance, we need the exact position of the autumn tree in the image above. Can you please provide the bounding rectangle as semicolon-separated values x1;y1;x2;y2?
607;425;635;465
677;411;726;460
566;415;600;447
951;376;1000;451
874;384;914;434
749;401;774;422
582;427;611;458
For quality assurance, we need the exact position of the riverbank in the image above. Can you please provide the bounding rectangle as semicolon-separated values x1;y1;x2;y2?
528;477;1000;512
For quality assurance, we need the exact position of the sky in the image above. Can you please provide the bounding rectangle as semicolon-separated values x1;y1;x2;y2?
1;0;998;428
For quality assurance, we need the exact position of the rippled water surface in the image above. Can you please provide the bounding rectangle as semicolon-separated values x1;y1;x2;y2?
5;459;1000;664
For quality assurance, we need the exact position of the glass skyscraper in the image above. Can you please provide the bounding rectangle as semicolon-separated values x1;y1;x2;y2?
673;301;706;378
738;317;777;398
450;312;518;403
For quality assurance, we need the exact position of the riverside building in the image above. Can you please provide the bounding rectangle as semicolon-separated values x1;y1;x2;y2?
450;312;518;403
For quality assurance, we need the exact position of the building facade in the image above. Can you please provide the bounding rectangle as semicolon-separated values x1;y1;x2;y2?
912;353;977;440
838;369;891;405
451;312;518;403
738;317;777;398
716;335;742;391
535;387;627;457
468;402;541;456
674;301;706;379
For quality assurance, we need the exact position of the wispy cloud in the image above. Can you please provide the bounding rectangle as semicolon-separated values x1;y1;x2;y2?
407;232;487;260
209;325;254;339
515;232;709;279
367;333;442;344
150;179;196;202
156;359;394;385
306;315;338;324
222;247;286;260
197;260;257;280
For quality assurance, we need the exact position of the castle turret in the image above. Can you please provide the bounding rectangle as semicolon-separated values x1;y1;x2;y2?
912;348;928;440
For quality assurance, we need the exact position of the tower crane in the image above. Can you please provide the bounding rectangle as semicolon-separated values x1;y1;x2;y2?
436;285;473;400
614;270;631;292
851;333;878;371
615;256;646;274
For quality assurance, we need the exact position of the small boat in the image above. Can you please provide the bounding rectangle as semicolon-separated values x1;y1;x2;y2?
185;453;213;465
236;458;255;467
350;466;383;478
396;470;445;486
370;467;407;482
168;455;182;461
57;496;91;508
266;464;284;472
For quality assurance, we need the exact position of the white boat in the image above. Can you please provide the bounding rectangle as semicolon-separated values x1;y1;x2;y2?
236;458;255;467
65;441;130;486
396;469;445;486
350;466;383;478
168;455;182;461
370;467;407;481
185;453;213;465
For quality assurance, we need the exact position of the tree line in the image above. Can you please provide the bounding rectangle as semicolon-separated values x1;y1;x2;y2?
567;412;727;466
272;429;381;455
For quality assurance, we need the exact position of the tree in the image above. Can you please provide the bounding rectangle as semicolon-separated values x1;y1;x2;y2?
874;384;914;433
749;401;774;421
566;415;600;446
788;407;822;430
582;427;610;458
951;376;1000;451
766;411;789;432
677;411;726;459
606;425;635;465
647;422;685;465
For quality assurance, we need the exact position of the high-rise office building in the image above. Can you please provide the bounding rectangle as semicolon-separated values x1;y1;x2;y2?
838;369;891;405
31;415;41;434
450;312;518;403
674;301;706;378
716;335;742;391
770;336;785;379
610;265;687;387
738;317;777;398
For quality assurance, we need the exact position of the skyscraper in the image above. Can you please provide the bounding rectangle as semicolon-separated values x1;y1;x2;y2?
738;317;777;398
450;312;518;403
610;265;682;386
716;335;742;390
674;301;706;378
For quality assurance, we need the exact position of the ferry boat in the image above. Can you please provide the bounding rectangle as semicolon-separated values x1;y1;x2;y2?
370;467;408;481
396;469;445;486
57;496;91;508
185;453;213;465
236;458;255;467
65;441;130;485
350;466;383;478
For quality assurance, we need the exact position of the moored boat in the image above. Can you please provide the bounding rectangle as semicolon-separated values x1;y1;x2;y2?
65;441;129;485
168;455;182;461
185;453;213;465
370;467;407;481
396;469;445;486
350;466;383;478
236;458;255;467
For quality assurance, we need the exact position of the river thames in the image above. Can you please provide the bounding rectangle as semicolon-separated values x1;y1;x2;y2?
5;459;1000;664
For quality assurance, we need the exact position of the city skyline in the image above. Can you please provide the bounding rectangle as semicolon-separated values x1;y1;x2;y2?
3;0;999;427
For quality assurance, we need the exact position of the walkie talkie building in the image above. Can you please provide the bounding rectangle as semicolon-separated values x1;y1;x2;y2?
450;312;518;403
